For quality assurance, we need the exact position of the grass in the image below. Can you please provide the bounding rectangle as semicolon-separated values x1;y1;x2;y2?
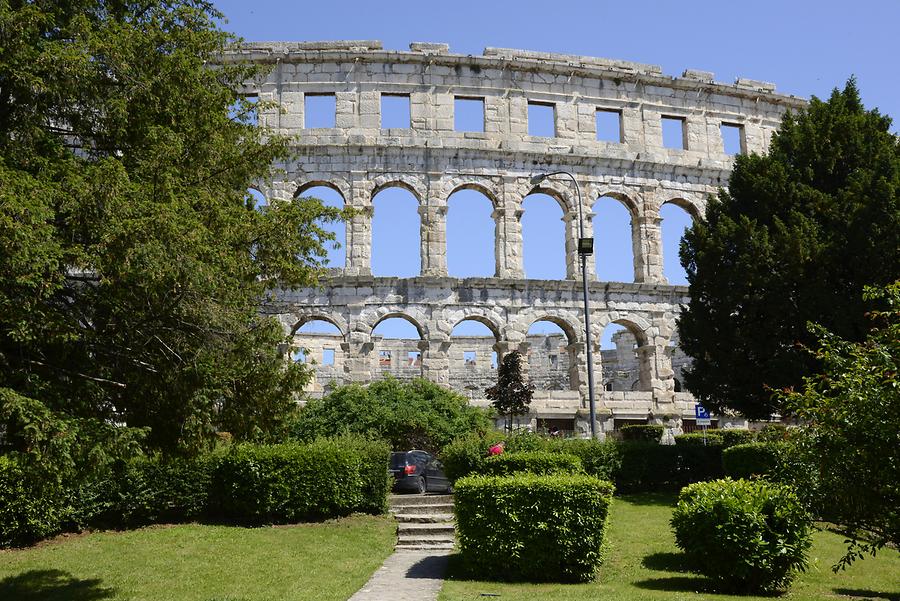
0;514;395;601
439;492;900;601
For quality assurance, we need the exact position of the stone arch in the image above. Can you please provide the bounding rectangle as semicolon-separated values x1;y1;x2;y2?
660;195;703;221
289;312;348;338
588;184;642;219
443;178;501;208
366;310;428;340
446;312;503;341
596;313;652;347
520;180;574;215
509;312;581;344
293;176;351;203
370;174;427;203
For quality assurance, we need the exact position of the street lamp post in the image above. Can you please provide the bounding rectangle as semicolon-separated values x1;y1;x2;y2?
530;171;597;439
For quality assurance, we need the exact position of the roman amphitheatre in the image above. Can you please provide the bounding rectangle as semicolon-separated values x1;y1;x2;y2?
224;40;805;436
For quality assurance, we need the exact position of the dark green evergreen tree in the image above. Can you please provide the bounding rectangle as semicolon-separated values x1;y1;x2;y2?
0;1;342;452
678;79;900;419
485;351;534;432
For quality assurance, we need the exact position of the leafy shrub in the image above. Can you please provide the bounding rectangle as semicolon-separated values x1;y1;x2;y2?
544;439;621;483
619;424;663;443
290;378;491;452
0;455;63;547
455;474;614;582
722;442;780;480
113;455;216;526
675;431;723;446
440;431;503;483
671;478;812;593
210;437;389;524
482;451;582;476
718;429;755;447
756;423;790;442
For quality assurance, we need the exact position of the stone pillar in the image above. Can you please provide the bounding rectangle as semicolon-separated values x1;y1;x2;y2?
495;178;525;279
562;212;579;280
636;345;675;406
634;208;665;284
419;204;447;277
419;338;450;387
346;174;372;276
341;330;373;383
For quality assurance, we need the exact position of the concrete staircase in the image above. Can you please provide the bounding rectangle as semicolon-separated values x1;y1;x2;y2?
389;493;455;551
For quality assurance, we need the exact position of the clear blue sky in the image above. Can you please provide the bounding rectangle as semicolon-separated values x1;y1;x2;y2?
219;0;899;347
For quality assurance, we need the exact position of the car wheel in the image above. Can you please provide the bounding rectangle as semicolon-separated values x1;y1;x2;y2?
416;476;427;494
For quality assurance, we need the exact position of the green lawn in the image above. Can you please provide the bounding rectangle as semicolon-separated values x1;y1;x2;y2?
0;514;395;601
439;493;900;601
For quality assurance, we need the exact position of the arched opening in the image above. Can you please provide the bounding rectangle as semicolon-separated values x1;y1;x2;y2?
447;188;495;277
371;316;424;381
247;188;266;211
521;193;566;279
593;195;634;283
526;319;574;391
296;185;345;268
449;319;499;398
372;186;420;277
600;321;648;392
660;201;694;285
292;319;344;397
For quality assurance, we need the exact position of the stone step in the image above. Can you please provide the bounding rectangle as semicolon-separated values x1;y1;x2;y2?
395;541;456;551
398;523;456;536
393;513;454;524
397;534;456;546
389;494;453;507
389;503;454;515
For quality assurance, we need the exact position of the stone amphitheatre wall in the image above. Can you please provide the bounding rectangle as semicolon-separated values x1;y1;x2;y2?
226;41;805;435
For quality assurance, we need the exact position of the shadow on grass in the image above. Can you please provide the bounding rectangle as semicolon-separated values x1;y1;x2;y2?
641;551;692;572
616;491;678;507
0;570;114;601
634;575;782;597
833;589;900;601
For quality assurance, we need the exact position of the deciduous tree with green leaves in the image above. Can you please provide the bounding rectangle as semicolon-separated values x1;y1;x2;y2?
678;79;900;419
783;282;900;569
0;0;341;453
485;351;534;432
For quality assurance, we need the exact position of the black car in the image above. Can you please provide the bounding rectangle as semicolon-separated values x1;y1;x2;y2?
389;450;451;494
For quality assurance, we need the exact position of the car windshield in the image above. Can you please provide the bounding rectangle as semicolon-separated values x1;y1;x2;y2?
389;452;408;468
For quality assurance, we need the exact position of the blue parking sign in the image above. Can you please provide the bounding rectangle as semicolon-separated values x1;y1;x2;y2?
695;404;710;419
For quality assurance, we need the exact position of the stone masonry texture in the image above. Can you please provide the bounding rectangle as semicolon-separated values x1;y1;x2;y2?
224;41;805;436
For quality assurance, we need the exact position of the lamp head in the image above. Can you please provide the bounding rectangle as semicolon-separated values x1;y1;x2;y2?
529;174;547;185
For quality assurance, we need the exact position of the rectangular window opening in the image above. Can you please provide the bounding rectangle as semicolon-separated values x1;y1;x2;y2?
721;123;745;155
596;108;622;143
378;350;392;368
407;351;421;367
491;351;498;369
549;354;559;368
322;348;335;366
527;101;556;137
661;116;687;150
454;96;485;132
381;93;411;129
304;93;336;129
229;95;258;126
464;351;477;367
291;348;306;363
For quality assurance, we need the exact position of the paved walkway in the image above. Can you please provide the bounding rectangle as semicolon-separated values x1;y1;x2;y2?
348;549;451;601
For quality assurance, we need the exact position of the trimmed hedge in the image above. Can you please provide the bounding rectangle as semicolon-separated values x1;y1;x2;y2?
482;451;582;476
0;456;62;547
722;442;780;480
675;431;723;446
619;424;663;443
210;437;390;524
671;478;812;593
455;474;614;582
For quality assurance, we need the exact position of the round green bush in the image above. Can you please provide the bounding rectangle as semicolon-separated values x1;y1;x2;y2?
482;451;582;476
671;478;812;593
722;442;780;480
0;456;63;547
675;431;723;446
718;428;755;448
